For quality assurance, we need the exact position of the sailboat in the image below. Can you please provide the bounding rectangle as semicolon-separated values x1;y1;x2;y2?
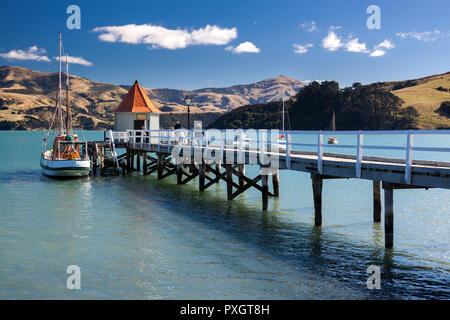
276;97;292;145
40;34;91;177
327;109;338;144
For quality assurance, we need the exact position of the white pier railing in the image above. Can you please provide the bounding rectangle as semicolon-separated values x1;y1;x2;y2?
113;129;450;185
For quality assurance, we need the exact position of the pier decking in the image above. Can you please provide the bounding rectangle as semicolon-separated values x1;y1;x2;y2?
89;129;450;248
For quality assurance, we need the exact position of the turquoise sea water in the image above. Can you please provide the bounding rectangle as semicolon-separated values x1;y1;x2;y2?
0;131;449;299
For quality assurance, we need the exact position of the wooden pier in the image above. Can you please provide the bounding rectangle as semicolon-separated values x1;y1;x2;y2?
88;129;450;248
87;131;122;176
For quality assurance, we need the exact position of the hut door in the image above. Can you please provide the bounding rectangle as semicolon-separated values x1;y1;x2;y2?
134;120;145;130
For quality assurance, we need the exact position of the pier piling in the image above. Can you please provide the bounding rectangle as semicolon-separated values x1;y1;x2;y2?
215;163;221;184
272;170;280;197
136;151;141;171
262;173;269;211
177;163;183;184
142;152;147;175
157;153;163;179
121;162;126;176
226;165;233;200
373;181;381;222
92;143;98;176
311;173;323;226
238;165;245;188
199;163;206;191
384;186;394;248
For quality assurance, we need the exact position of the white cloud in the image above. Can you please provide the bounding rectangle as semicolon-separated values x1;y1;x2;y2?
300;21;318;32
369;39;395;57
376;39;395;50
322;31;343;51
293;43;313;54
54;55;93;67
370;49;386;57
303;79;325;84
0;46;50;62
93;24;237;50
321;27;395;57
396;29;443;41
226;41;260;54
29;46;41;53
307;26;396;58
344;38;369;53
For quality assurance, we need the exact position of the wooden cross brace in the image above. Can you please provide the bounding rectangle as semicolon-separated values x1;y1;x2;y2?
177;164;199;184
222;164;274;200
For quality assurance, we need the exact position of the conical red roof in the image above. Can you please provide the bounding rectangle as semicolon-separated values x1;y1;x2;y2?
114;80;161;113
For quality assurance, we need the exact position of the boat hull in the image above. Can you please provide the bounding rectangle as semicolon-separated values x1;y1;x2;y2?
328;137;338;145
40;155;91;177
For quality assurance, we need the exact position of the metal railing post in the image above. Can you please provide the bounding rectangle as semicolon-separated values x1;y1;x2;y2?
157;130;160;152
238;130;244;164
220;130;224;164
203;131;208;161
190;130;194;156
356;132;363;178
318;132;323;174
260;130;267;166
168;130;171;152
257;130;260;153
220;130;225;162
405;132;414;184
286;133;291;169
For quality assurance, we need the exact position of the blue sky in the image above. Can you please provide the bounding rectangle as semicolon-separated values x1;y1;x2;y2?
0;0;449;89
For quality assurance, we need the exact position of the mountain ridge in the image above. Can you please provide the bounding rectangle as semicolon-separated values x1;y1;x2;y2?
0;65;305;130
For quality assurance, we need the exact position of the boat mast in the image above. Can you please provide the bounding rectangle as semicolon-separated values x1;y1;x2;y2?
282;98;285;131
65;54;70;135
331;109;336;131
57;33;63;135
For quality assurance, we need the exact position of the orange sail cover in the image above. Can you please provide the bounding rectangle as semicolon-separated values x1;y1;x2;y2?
114;80;161;113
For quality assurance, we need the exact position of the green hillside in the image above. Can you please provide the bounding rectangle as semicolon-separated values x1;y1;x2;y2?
208;72;450;130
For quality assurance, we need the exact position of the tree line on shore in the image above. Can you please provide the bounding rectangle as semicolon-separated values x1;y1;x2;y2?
208;81;422;130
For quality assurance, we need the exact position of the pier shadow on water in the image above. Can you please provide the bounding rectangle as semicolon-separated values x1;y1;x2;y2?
114;172;449;299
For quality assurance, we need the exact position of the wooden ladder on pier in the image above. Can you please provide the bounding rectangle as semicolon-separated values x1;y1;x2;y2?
108;130;120;170
96;131;120;175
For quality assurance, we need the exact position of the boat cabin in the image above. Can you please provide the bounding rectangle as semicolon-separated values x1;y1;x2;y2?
114;80;161;131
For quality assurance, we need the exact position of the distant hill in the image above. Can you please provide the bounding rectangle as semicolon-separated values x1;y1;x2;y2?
0;65;305;130
381;72;450;129
124;74;305;113
208;72;450;130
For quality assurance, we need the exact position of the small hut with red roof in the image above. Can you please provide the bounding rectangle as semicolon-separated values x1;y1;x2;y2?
114;80;161;131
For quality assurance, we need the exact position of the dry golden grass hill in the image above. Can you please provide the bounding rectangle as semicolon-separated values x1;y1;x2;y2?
1;65;448;130
0;65;305;130
369;72;450;129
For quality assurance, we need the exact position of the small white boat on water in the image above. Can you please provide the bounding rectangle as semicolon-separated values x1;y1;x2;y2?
327;110;339;145
40;34;91;178
327;136;338;144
